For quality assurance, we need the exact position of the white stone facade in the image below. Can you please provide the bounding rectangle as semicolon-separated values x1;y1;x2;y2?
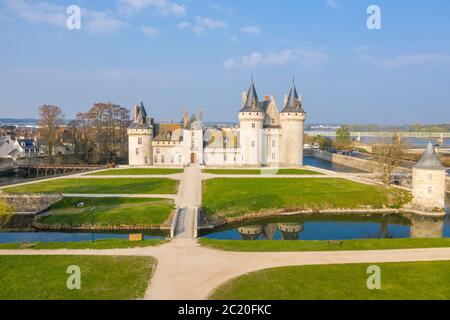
127;80;306;168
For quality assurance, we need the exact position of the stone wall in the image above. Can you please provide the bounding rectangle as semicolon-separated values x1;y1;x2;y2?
412;168;446;211
0;158;16;172
312;150;411;174
0;194;62;213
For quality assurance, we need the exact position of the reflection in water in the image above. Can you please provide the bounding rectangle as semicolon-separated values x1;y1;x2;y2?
409;215;444;239
277;223;304;240
203;213;450;241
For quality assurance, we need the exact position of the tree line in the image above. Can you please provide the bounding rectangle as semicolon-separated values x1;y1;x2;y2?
38;103;130;164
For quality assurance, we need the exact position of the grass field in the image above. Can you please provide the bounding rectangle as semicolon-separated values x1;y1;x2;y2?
87;168;183;176
38;197;174;228
202;178;410;219
199;238;450;252
0;255;155;300
210;261;450;300
202;169;321;175
0;239;166;250
3;178;179;194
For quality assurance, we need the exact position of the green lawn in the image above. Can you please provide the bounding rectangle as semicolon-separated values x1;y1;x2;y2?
202;178;410;219
87;168;183;176
0;255;155;300
38;197;174;228
210;261;450;300
0;239;166;250
199;238;450;252
3;178;179;194
202;169;321;175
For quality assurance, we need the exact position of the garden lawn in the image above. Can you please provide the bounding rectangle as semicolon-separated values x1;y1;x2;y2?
199;238;450;252
202;169;321;175
202;178;410;219
3;178;178;194
38;197;174;228
210;261;450;300
0;255;155;300
87;168;183;175
0;238;166;250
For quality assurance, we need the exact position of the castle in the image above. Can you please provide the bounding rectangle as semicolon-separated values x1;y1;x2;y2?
128;79;306;167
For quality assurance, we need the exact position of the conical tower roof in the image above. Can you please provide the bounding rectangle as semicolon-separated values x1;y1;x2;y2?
130;100;151;129
414;143;445;170
240;77;264;112
281;80;305;113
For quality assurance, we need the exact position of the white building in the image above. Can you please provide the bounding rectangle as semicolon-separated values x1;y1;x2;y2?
128;79;306;167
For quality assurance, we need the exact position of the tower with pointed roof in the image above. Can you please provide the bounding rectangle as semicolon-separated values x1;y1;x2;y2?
128;100;153;166
238;77;266;166
412;143;446;212
279;79;306;166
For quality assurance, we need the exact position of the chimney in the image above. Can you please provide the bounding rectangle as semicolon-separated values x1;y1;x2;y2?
199;110;203;123
263;95;269;101
134;105;138;122
242;91;247;107
183;112;188;128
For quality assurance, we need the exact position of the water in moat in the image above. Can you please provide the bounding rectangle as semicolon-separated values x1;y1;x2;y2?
0;230;168;244
200;210;450;241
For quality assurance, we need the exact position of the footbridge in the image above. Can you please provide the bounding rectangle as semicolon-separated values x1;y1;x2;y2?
305;131;450;143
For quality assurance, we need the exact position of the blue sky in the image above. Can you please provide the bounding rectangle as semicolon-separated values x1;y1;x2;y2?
1;0;450;124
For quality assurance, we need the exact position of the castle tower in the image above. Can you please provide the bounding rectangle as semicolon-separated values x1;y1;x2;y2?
412;143;446;212
238;78;265;166
279;80;306;166
128;100;153;166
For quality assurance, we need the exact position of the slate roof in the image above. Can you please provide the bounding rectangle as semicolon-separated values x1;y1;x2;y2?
153;123;183;141
414;142;445;170
281;82;305;113
129;101;151;129
240;79;264;113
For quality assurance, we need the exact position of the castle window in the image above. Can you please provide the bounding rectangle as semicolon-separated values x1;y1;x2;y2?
272;140;276;148
178;155;182;163
272;153;276;160
161;155;165;163
428;186;432;194
428;174;433;180
154;156;158;163
252;123;256;128
136;148;140;155
145;157;149;164
251;141;256;148
138;137;142;145
156;148;160;154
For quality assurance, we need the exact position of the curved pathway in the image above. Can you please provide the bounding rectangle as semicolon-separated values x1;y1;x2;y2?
1;166;449;299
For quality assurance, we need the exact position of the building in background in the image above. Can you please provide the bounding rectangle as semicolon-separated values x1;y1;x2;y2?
128;79;306;167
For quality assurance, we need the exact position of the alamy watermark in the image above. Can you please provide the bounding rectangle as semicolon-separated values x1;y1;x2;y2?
66;265;81;290
366;265;381;290
66;5;82;30
367;5;382;30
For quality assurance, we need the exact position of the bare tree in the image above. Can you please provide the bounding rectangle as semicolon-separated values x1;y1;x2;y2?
373;134;406;186
38;105;64;163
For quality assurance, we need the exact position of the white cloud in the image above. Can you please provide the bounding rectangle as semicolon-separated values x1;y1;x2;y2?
4;0;126;34
118;0;186;16
84;11;127;34
211;4;234;15
361;53;450;69
240;26;261;35
326;0;338;8
140;25;158;36
177;21;190;29
224;48;328;69
4;0;66;27
195;16;227;29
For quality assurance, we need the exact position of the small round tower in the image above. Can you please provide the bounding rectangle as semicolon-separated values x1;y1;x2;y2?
128;100;153;166
279;80;306;167
238;78;265;166
412;143;446;213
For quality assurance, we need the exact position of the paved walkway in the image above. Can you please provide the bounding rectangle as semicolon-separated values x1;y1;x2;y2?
1;243;450;300
61;194;177;199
